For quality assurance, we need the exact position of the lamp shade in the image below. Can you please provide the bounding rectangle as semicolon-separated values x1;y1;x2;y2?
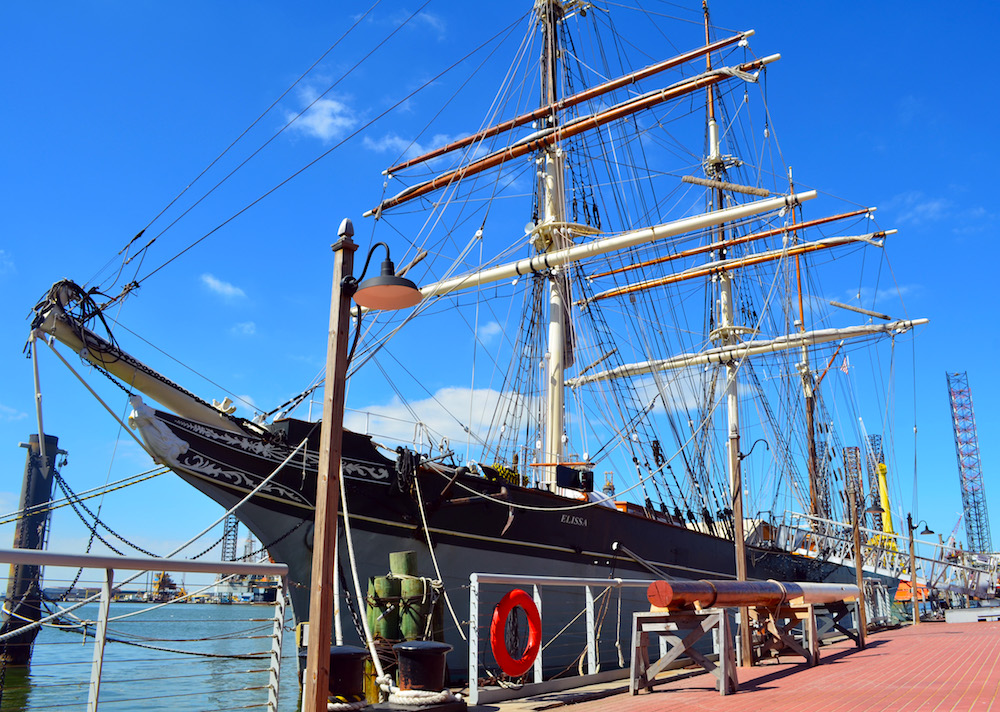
354;258;422;311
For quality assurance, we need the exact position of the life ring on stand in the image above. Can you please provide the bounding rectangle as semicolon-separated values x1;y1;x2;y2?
489;588;541;677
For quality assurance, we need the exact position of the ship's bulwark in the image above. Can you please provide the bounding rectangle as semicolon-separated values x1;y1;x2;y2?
133;406;884;679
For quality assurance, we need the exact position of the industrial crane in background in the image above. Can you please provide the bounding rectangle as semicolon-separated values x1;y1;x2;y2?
945;372;993;554
222;513;240;563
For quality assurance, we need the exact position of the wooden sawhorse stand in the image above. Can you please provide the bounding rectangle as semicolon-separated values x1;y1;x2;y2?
630;608;738;696
750;602;819;666
814;600;865;649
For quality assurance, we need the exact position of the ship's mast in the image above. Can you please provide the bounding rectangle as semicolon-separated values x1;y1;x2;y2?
538;0;568;488
704;0;751;667
702;4;743;565
789;167;822;524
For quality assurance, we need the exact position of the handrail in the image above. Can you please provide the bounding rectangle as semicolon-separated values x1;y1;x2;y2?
468;572;654;705
758;516;996;600
0;547;288;576
0;547;288;712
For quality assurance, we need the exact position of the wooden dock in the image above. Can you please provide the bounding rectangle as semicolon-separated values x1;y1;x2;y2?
475;621;1000;711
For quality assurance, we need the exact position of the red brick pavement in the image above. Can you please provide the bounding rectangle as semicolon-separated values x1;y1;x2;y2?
555;622;1000;711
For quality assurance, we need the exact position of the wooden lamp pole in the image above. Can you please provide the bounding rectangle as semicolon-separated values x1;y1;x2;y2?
303;222;357;712
302;219;421;711
848;487;867;648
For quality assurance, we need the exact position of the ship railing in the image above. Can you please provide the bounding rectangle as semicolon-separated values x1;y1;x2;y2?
468;572;667;706
345;406;458;460
0;547;290;712
756;512;995;599
758;510;907;575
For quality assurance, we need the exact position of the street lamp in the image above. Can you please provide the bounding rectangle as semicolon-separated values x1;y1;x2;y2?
906;513;934;628
847;491;884;649
303;219;421;712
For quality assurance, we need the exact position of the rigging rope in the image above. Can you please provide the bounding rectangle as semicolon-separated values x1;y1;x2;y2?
97;0;388;295
110;11;527;310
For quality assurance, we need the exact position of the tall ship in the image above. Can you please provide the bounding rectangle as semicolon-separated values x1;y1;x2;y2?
27;1;926;676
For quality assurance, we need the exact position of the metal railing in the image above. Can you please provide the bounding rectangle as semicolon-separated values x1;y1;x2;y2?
749;512;998;599
467;572;654;705
0;548;289;712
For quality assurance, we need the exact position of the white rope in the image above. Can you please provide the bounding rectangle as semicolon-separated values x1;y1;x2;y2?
53;573;244;628
326;699;368;711
413;475;466;641
0;467;168;524
615;584;624;668
376;674;463;706
42;336;152;455
0;436;309;644
30;331;48;466
338;465;386;682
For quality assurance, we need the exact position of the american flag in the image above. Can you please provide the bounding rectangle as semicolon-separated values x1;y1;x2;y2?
840;355;850;375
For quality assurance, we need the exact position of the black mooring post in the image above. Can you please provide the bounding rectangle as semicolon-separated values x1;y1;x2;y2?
1;434;62;666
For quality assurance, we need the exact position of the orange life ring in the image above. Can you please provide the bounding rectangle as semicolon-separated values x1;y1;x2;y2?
489;588;541;677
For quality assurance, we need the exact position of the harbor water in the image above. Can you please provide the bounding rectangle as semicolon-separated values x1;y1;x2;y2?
0;602;301;711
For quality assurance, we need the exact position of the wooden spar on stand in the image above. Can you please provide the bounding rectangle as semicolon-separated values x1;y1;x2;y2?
647;579;859;610
631;579;862;686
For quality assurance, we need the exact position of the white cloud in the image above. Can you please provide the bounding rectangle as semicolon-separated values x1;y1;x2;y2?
0;403;27;422
235;395;257;417
287;89;358;143
345;386;529;452
357;9;446;40
364;133;417;156
0;250;13;275
633;368;717;416
950;205;995;236
476;321;502;343
201;273;246;299
884;191;950;227
845;285;918;312
411;11;445;39
231;321;256;336
363;132;461;163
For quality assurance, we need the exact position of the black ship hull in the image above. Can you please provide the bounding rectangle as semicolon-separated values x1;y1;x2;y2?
130;403;890;677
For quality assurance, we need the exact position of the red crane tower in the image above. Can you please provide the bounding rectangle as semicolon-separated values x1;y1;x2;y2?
945;371;992;554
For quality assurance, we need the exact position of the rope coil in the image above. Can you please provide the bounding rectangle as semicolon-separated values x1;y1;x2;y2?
327;694;368;711
375;674;462;706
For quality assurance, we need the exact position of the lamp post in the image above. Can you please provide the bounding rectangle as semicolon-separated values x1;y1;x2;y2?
906;513;934;628
303;220;421;712
847;491;883;648
736;438;767;667
848;488;866;649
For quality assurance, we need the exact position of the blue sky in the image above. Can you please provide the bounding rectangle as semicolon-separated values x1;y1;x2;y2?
2;1;998;590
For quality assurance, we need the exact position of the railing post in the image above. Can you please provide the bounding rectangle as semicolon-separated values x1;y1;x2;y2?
585;585;597;675
533;585;543;682
87;567;113;712
469;573;480;705
267;579;287;712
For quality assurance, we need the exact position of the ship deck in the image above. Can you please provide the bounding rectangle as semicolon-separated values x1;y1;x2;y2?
474;620;1000;712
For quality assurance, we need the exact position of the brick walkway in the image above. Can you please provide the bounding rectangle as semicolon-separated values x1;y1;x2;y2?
491;622;1000;712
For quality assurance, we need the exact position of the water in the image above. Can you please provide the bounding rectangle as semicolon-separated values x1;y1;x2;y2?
0;602;302;711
